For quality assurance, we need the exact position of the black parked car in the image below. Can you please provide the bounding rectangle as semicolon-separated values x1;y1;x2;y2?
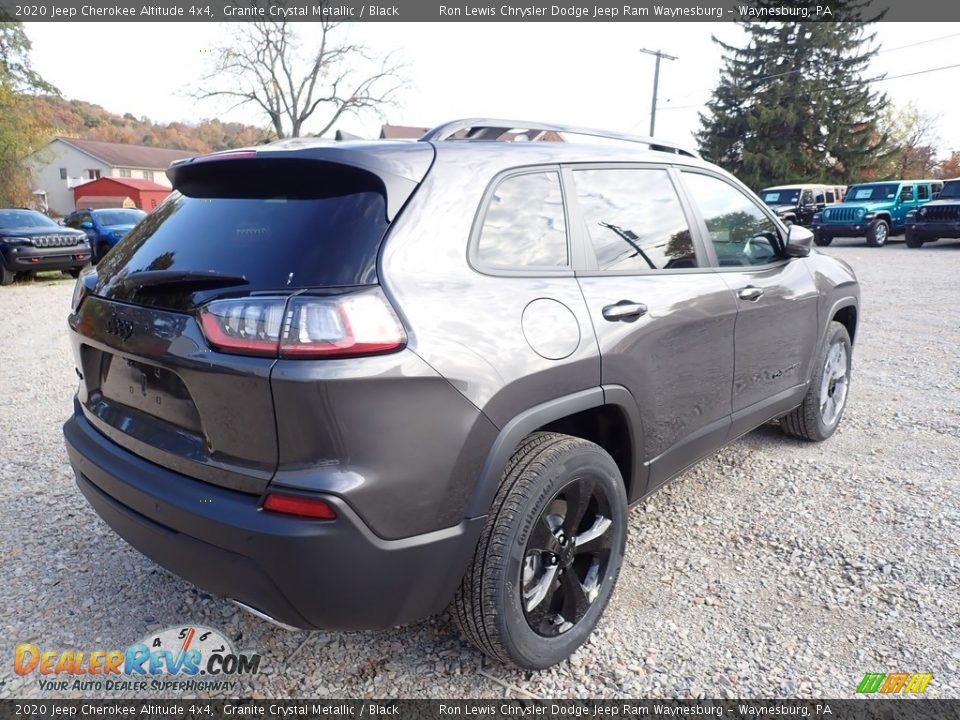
63;119;860;669
905;178;960;247
0;209;90;286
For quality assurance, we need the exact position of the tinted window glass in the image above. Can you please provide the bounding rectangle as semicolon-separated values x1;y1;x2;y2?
682;172;780;267
917;184;929;200
826;191;835;203
0;210;58;230
900;186;914;201
94;159;390;308
477;172;567;268
94;209;147;226
940;181;960;199
574;168;696;271
801;190;814;205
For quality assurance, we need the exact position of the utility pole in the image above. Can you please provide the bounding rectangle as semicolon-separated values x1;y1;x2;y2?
638;48;678;136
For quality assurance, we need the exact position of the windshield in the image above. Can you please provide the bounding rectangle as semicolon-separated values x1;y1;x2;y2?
846;184;899;202
938;181;960;200
761;189;800;205
0;210;59;230
94;209;146;226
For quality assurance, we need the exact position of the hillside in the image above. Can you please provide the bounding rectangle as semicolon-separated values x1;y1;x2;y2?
30;96;273;153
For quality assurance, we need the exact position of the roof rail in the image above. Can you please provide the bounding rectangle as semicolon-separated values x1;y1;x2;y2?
419;118;699;158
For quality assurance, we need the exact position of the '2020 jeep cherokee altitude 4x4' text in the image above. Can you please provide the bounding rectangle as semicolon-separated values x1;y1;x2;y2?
63;120;860;669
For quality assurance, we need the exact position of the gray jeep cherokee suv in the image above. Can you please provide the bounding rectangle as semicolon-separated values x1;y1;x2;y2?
63;119;860;669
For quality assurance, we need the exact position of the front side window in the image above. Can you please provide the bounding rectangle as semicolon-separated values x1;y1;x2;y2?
801;190;814;205
900;185;914;202
574;168;697;271
682;172;781;267
477;171;568;269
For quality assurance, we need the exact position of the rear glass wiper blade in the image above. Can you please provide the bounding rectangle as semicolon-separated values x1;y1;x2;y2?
120;270;249;291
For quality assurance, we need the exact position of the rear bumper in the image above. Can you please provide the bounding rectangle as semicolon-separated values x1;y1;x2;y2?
1;243;91;271
907;221;960;240
64;410;483;631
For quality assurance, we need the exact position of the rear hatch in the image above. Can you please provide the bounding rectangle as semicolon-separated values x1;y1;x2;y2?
69;146;433;494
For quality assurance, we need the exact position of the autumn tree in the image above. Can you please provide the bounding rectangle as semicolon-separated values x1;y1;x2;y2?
937;151;960;180
195;19;405;138
0;22;58;206
877;104;940;179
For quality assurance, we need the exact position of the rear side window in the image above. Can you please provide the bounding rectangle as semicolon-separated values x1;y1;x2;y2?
476;171;568;269
918;184;929;201
826;191;835;203
573;168;697;271
96;159;389;295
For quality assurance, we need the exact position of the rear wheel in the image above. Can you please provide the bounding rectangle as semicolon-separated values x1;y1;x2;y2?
781;321;852;442
813;231;832;246
866;219;889;247
453;432;627;669
905;231;924;248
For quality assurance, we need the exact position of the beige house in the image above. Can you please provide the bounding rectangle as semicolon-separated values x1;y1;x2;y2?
29;137;195;215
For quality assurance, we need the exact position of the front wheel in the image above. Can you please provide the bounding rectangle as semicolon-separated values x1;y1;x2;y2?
905;231;924;248
0;263;14;286
781;321;852;442
813;231;832;246
452;432;628;669
866;219;889;247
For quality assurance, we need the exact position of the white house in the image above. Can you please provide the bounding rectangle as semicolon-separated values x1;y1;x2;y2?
29;137;196;215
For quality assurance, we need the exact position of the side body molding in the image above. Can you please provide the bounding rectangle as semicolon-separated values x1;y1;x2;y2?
465;385;648;519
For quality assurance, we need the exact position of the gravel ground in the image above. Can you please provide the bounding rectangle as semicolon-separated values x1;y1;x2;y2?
1;241;959;700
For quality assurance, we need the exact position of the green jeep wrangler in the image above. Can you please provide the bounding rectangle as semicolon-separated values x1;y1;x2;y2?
811;179;943;247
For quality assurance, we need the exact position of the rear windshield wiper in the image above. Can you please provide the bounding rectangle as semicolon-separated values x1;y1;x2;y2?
120;270;249;291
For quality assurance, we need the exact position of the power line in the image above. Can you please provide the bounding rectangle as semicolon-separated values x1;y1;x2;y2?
638;48;678;136
658;31;960;106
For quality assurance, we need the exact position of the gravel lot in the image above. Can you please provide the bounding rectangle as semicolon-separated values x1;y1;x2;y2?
1;240;959;700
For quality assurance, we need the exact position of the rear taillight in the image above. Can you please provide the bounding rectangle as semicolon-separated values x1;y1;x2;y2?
198;288;405;359
262;493;337;520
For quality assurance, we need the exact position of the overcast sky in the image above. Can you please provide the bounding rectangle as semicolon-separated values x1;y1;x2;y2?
23;22;960;156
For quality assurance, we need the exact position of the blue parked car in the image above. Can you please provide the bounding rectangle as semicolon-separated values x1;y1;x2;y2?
64;208;147;264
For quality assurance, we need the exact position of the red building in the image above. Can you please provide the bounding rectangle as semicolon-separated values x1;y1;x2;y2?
73;177;172;212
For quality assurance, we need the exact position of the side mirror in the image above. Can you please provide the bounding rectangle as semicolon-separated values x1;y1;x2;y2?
784;224;813;257
81;221;93;230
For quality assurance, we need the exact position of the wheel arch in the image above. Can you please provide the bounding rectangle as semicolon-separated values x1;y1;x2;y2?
465;386;646;518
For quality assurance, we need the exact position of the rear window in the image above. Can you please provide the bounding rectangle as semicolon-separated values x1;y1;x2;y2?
95;159;390;302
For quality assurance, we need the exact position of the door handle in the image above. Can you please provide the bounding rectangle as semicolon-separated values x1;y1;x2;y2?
738;286;764;302
602;301;648;322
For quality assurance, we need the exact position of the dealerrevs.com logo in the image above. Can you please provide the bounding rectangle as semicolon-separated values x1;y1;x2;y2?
14;625;261;693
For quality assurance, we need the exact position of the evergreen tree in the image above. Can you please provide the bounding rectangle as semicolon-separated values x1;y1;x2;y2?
697;5;893;189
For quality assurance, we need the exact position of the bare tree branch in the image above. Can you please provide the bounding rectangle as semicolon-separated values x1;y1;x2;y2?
193;17;406;138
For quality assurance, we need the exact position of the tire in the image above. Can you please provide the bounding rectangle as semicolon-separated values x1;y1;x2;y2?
813;232;832;246
905;231;924;248
92;241;106;265
68;267;83;278
866;219;889;247
781;321;852;442
0;263;13;286
453;432;628;670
